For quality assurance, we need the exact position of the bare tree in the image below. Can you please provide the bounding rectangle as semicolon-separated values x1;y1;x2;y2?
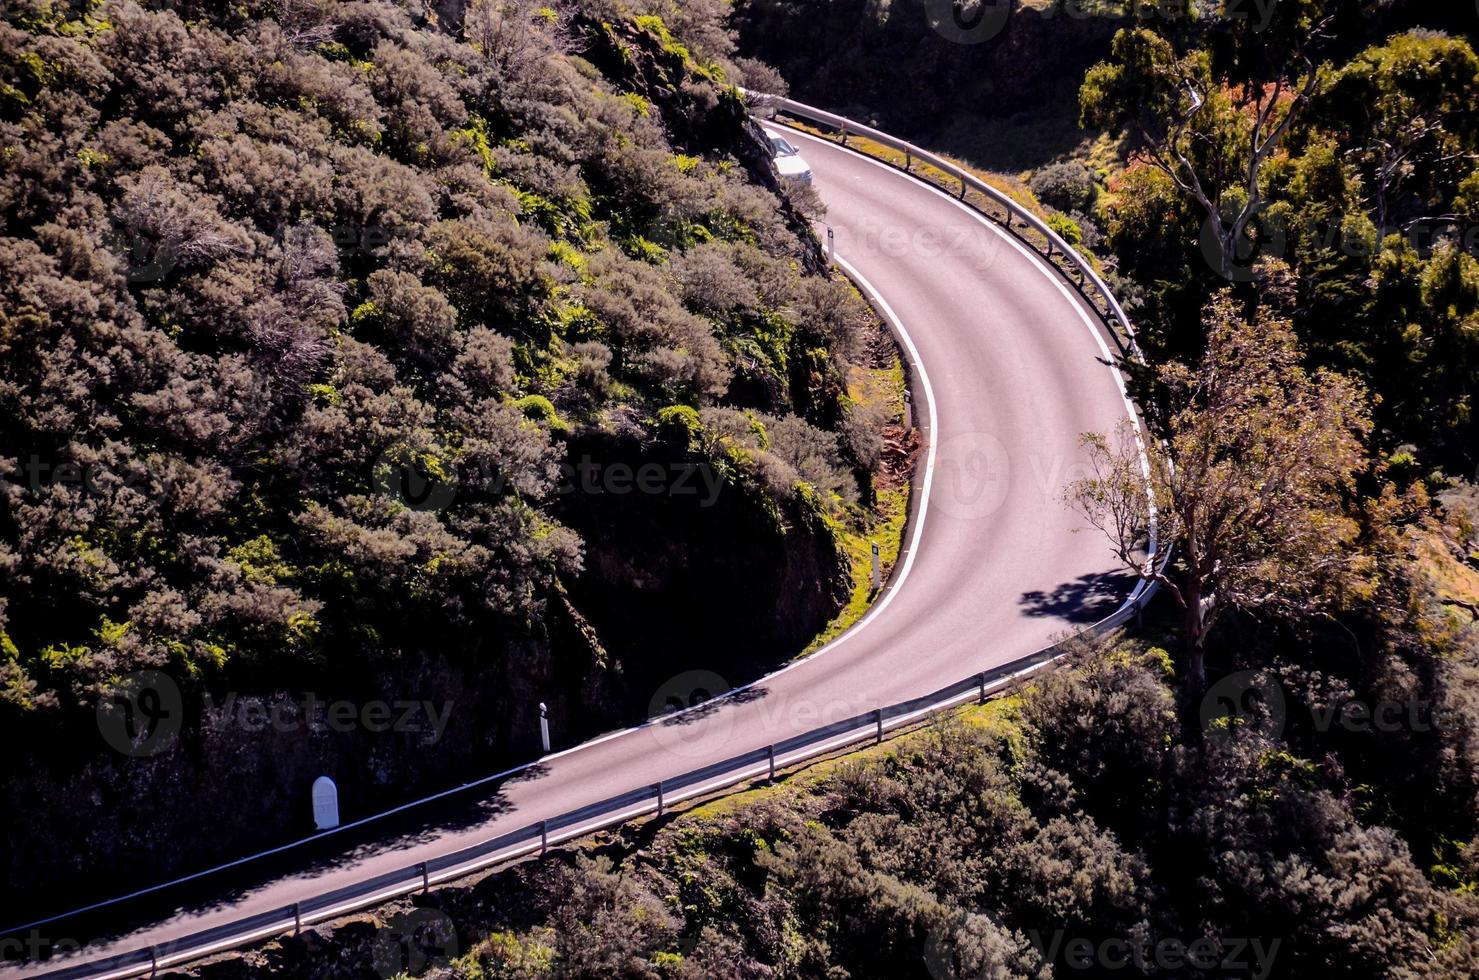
275;0;338;50
1079;1;1353;279
464;0;575;86
1067;292;1373;693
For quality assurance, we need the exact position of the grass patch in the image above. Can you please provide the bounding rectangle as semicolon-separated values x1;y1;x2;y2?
800;347;912;655
805;484;909;654
679;695;1022;824
1413;528;1479;628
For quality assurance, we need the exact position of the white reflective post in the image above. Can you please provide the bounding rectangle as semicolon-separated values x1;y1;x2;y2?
311;775;339;831
539;701;550;754
826;226;835;266
871;542;882;590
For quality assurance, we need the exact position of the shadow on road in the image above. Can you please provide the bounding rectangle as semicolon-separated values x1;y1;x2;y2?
1018;569;1136;623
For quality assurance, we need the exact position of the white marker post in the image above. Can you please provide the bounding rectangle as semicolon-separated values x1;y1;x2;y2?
538;701;550;754
871;542;882;591
826;226;835;266
311;776;339;831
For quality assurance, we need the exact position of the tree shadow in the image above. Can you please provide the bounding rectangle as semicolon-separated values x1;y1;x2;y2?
651;685;770;728
11;763;546;964
1019;569;1138;624
17;683;788;965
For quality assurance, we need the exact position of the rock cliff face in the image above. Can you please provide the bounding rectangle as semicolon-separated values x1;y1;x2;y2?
4;456;846;921
556;431;851;711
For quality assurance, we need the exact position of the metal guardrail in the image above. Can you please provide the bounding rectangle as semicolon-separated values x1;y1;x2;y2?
749;92;1144;363
28;600;1153;980
14;103;1166;980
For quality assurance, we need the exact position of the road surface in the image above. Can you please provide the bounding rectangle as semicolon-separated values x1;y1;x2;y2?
9;127;1138;978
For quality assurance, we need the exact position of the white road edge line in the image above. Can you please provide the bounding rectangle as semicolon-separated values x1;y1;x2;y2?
541;250;941;755
784;126;1160;567
1;177;945;944
426;250;941;859
8;124;1127;957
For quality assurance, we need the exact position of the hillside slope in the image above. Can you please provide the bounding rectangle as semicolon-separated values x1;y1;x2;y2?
0;0;881;915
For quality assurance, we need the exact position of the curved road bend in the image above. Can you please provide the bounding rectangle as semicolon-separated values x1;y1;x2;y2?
11;127;1136;978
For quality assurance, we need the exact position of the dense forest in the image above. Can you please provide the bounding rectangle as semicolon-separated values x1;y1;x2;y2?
205;1;1479;977
0;0;899;914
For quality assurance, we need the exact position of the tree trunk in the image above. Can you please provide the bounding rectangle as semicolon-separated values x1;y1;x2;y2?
1178;579;1209;738
1182;579;1208;695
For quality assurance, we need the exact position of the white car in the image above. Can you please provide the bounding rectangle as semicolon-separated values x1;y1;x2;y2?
764;127;813;184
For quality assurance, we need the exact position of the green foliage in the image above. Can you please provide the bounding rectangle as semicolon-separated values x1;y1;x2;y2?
0;0;871;719
514;394;567;432
655;404;703;447
1046;211;1083;246
439;639;1479;978
1087;19;1479;468
1029;160;1096;213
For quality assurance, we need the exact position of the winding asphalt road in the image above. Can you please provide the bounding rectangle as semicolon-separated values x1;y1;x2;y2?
8;126;1138;978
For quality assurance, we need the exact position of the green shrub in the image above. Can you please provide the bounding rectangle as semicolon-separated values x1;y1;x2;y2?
1046;211;1083;246
655;404;704;447
515;394;566;431
1028;161;1096;213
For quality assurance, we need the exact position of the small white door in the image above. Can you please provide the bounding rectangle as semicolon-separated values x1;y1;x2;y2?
312;775;339;830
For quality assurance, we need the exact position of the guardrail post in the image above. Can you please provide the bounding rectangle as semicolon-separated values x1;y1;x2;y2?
767;744;776;783
840;120;848;145
293;902;302;935
875;708;884;743
420;861;430;893
959;176;967;199
905;145;912;171
539;820;548;855
151;946;159;977
978;672;988;704
654;781;665;817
